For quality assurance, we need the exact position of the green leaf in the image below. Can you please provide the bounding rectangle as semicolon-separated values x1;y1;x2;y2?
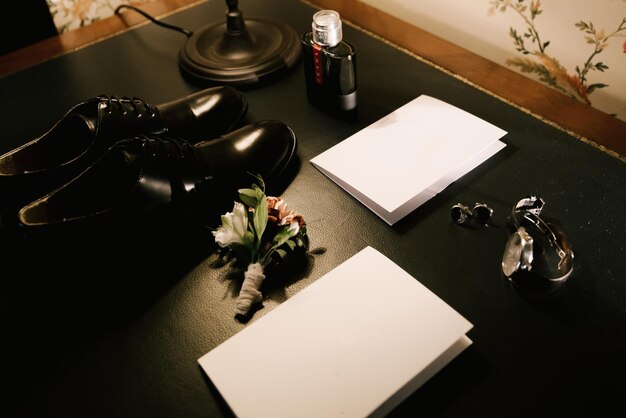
587;83;608;93
594;62;608;71
252;184;266;201
271;227;293;249
238;187;255;195
239;180;268;209
254;194;268;240
239;194;257;208
256;175;266;193
238;188;259;207
246;173;266;193
274;248;287;260
242;230;255;248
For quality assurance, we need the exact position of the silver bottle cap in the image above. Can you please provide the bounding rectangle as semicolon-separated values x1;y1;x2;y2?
312;10;343;47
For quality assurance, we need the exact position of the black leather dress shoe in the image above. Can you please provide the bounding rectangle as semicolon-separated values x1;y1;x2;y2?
0;85;248;228
17;120;298;233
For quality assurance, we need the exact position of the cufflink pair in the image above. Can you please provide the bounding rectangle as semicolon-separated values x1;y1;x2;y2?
450;202;493;225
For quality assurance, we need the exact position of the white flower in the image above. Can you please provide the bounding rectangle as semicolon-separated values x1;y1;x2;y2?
286;220;300;236
212;201;248;248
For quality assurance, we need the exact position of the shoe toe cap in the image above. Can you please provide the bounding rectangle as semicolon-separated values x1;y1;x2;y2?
158;85;249;141
197;119;297;183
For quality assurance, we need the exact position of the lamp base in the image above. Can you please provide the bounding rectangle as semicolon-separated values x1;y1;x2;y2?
179;19;301;88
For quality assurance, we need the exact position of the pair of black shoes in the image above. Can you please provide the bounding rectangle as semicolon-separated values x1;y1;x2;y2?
0;86;298;235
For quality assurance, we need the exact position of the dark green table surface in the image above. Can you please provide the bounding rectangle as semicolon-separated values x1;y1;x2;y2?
1;1;624;417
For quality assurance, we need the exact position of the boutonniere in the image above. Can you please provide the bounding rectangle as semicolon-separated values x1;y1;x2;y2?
212;175;309;317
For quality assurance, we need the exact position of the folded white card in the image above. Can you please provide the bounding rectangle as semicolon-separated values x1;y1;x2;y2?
198;246;473;418
310;95;507;225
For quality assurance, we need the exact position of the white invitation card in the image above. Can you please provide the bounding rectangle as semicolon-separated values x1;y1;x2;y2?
199;246;473;418
310;95;507;225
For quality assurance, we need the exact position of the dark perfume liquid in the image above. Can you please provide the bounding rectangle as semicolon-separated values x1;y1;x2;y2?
301;32;357;114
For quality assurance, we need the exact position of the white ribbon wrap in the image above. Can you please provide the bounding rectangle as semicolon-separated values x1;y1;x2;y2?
235;262;265;315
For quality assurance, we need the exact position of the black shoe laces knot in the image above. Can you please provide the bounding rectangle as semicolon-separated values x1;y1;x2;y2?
116;134;196;160
100;95;157;117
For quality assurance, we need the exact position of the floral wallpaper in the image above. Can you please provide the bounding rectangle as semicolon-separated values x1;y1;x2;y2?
488;0;626;113
47;0;156;33
360;0;626;121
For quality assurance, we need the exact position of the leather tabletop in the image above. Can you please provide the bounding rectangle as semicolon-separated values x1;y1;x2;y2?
1;0;624;417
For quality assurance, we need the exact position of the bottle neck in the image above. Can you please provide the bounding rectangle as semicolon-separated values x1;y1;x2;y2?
312;10;343;47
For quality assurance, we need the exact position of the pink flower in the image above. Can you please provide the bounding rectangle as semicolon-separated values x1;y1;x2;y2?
282;213;306;228
267;196;304;226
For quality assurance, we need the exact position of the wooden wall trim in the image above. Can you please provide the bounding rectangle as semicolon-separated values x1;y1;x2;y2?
305;0;626;160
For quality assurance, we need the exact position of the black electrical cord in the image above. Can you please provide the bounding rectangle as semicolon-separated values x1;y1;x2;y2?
114;4;194;37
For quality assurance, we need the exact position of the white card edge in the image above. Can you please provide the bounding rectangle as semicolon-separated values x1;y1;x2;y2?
369;335;473;418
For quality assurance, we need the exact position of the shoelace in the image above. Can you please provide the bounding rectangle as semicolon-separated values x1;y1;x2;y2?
100;95;157;117
116;134;195;159
121;134;217;197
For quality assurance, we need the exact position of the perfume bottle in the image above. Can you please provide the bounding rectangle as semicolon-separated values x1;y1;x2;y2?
301;10;357;114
